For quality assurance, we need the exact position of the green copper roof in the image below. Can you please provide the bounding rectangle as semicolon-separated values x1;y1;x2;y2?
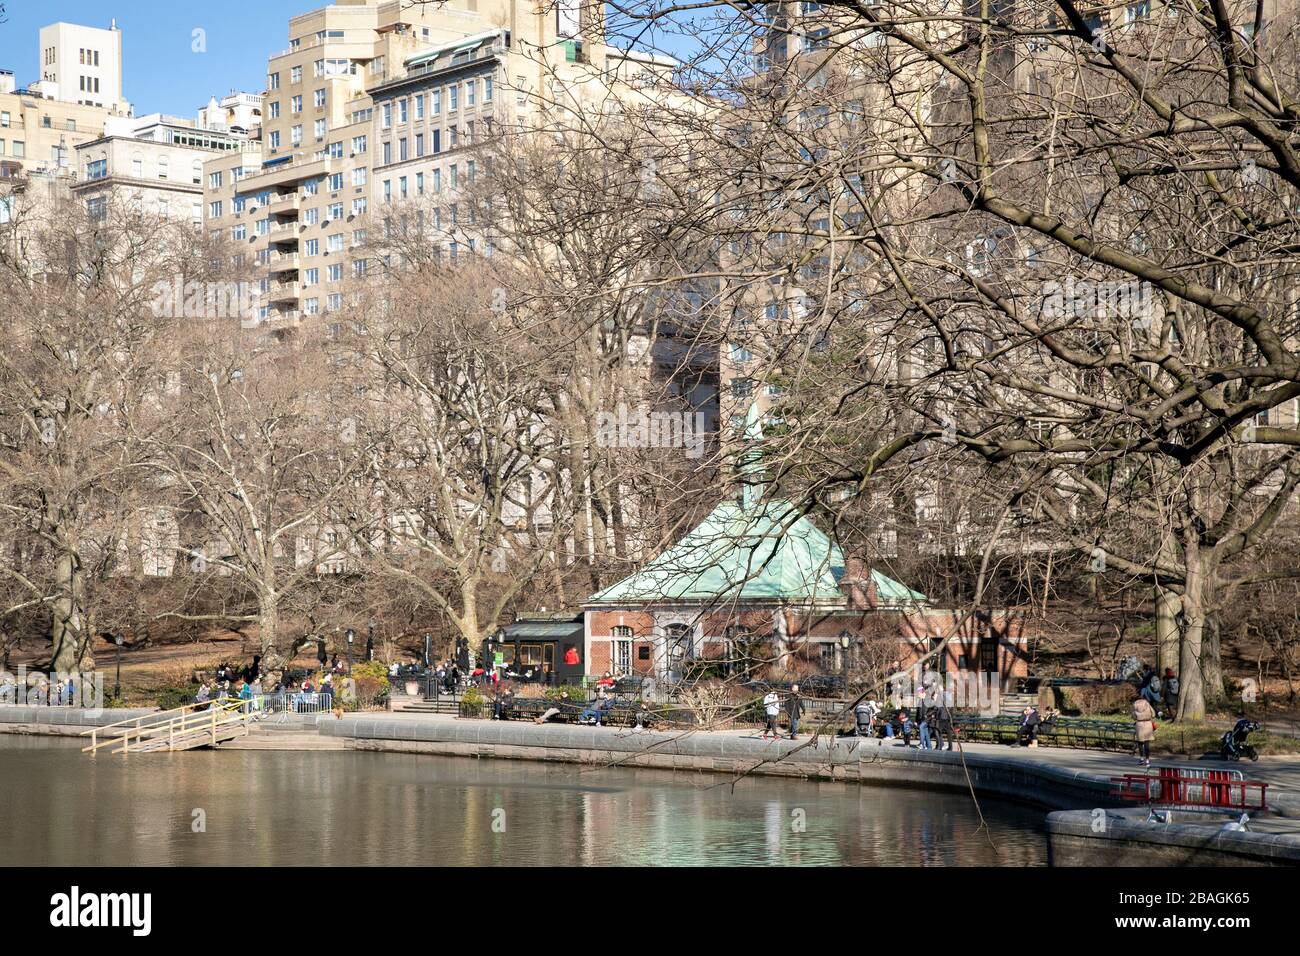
584;410;927;609
584;500;927;608
870;569;928;605
586;499;847;605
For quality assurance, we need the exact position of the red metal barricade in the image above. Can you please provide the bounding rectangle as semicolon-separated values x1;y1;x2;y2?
1110;767;1268;811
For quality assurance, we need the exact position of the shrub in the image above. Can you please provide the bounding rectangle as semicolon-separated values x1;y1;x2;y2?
462;685;485;707
545;684;587;702
350;660;390;710
156;684;200;710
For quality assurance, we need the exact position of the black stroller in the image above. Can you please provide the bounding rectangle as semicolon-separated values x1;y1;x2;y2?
1220;718;1261;762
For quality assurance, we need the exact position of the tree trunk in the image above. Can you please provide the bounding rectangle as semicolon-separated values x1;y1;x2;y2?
1201;612;1225;706
49;540;89;673
257;596;283;679
1154;587;1181;676
1176;534;1217;721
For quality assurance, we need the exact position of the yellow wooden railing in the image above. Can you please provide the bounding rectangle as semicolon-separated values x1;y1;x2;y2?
82;697;253;755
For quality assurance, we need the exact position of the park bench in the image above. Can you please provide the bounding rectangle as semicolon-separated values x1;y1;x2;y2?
473;694;661;728
949;714;1134;752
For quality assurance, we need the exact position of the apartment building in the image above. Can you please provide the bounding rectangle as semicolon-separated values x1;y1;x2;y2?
73;114;242;225
203;0;610;325
38;20;130;113
0;71;125;187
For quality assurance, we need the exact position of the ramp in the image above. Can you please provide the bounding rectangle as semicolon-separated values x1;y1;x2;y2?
82;698;254;755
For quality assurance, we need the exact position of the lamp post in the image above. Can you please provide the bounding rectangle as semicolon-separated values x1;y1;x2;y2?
839;631;852;696
345;628;355;675
423;634;432;700
112;633;124;701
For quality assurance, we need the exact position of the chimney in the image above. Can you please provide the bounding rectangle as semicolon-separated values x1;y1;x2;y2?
843;556;873;609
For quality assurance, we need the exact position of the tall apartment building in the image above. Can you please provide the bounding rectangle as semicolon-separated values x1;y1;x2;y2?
73;114;242;225
203;0;610;325
38;20;130;113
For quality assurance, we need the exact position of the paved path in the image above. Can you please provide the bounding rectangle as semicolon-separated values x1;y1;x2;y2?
345;710;1300;797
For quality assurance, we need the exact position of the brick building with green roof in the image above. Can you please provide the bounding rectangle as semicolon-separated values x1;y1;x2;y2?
579;409;1031;688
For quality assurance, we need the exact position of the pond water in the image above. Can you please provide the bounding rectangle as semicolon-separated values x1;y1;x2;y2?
0;736;1048;866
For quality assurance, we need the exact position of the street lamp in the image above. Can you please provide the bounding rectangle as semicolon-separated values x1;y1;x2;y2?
345;628;355;675
112;633;124;701
839;631;852;694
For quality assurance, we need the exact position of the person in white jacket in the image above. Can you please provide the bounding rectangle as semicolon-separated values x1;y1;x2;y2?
762;690;780;739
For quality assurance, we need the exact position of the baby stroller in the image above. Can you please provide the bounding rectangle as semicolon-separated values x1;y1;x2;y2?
854;700;880;737
1220;719;1261;762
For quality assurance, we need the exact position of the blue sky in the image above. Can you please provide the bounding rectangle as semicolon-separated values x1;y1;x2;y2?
0;0;311;116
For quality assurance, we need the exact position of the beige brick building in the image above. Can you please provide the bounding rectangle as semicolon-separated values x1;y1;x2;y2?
203;0;612;325
72;115;243;225
0;72;121;186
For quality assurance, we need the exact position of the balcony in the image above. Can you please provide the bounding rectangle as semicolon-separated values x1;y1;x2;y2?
269;251;300;273
241;154;334;191
266;192;301;216
267;281;301;303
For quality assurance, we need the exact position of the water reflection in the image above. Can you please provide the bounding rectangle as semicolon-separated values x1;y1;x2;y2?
0;737;1047;866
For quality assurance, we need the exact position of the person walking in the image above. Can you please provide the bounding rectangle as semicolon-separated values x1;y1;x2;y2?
762;689;780;739
786;684;804;740
1132;693;1156;767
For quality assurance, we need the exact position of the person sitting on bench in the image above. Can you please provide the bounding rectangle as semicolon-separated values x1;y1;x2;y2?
1017;706;1041;747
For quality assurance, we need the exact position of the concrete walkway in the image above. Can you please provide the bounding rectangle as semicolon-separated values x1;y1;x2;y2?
340;710;1300;802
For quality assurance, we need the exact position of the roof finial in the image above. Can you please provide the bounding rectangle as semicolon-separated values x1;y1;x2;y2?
740;403;764;509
